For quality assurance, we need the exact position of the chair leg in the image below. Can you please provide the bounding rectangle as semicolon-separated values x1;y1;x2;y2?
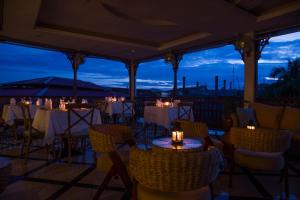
284;165;289;199
68;137;72;163
132;178;138;200
20;137;25;156
209;183;214;200
229;160;235;188
93;167;116;200
25;137;32;162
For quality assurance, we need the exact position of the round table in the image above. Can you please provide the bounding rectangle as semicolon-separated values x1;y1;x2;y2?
152;137;202;151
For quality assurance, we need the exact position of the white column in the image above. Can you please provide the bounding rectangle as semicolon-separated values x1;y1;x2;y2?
164;53;182;97
126;61;138;101
234;32;269;105
243;33;257;103
67;53;85;99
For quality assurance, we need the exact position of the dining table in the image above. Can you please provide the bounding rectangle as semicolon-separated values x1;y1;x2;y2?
105;101;134;116
152;137;202;151
144;106;194;129
32;108;102;144
1;104;37;125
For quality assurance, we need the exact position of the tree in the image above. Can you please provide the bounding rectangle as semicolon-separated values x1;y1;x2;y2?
268;57;300;97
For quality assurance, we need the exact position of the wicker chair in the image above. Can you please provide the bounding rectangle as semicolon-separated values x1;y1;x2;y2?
96;100;110;124
19;103;48;162
121;101;135;126
89;124;135;200
62;103;96;163
177;102;193;121
175;120;223;150
129;146;223;200
228;127;292;198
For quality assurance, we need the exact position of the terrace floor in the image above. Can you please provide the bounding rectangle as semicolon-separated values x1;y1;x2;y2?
0;125;300;200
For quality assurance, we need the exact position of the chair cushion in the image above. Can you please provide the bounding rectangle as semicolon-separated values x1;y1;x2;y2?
280;107;300;131
96;150;129;172
250;103;284;129
234;148;284;171
137;184;211;200
236;108;256;127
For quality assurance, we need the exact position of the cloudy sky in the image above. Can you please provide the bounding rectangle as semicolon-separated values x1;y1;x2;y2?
0;32;300;90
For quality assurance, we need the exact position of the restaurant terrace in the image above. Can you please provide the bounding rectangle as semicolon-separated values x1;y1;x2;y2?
0;0;300;200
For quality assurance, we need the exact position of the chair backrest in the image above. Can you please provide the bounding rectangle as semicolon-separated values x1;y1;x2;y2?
89;124;134;153
96;100;108;114
230;127;292;152
122;101;134;116
18;102;33;132
175;120;208;138
65;103;95;135
144;101;155;106
129;147;223;192
177;102;193;120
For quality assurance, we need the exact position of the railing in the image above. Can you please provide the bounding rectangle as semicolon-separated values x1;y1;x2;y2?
9;95;300;130
135;96;243;129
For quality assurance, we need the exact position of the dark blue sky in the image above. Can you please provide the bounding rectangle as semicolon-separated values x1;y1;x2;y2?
0;32;300;90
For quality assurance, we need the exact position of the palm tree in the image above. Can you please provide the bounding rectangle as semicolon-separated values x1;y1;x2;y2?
269;57;300;97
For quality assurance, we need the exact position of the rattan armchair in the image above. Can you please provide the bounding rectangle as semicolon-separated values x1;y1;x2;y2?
89;124;135;200
228;127;292;198
175;120;223;150
129;146;223;200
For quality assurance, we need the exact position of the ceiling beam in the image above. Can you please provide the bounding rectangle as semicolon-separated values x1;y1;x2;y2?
0;35;128;62
223;0;257;19
257;0;300;22
35;22;159;50
158;32;211;51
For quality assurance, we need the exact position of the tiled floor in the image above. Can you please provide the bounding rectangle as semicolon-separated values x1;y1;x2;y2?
0;126;300;200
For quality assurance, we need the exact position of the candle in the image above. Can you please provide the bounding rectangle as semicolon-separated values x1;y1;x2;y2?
247;125;255;130
164;101;170;107
172;130;184;145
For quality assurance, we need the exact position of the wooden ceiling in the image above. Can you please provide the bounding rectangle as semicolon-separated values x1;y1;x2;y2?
0;0;300;62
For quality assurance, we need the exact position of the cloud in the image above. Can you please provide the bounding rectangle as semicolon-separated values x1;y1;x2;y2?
270;32;300;42
182;59;223;68
258;59;286;64
226;59;243;65
226;59;286;65
265;77;279;81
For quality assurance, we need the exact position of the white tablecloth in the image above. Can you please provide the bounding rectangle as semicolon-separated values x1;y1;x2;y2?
32;108;102;144
1;104;37;125
144;106;194;129
106;102;134;116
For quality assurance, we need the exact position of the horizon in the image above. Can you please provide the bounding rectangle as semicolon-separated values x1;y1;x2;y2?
1;32;300;91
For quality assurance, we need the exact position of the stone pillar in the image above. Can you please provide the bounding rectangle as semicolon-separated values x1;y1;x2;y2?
125;61;138;101
215;75;219;95
223;80;226;91
67;52;85;100
234;32;269;104
164;52;182;97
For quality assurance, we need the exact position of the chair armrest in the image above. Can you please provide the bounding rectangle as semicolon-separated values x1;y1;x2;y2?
229;127;292;152
223;113;238;131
